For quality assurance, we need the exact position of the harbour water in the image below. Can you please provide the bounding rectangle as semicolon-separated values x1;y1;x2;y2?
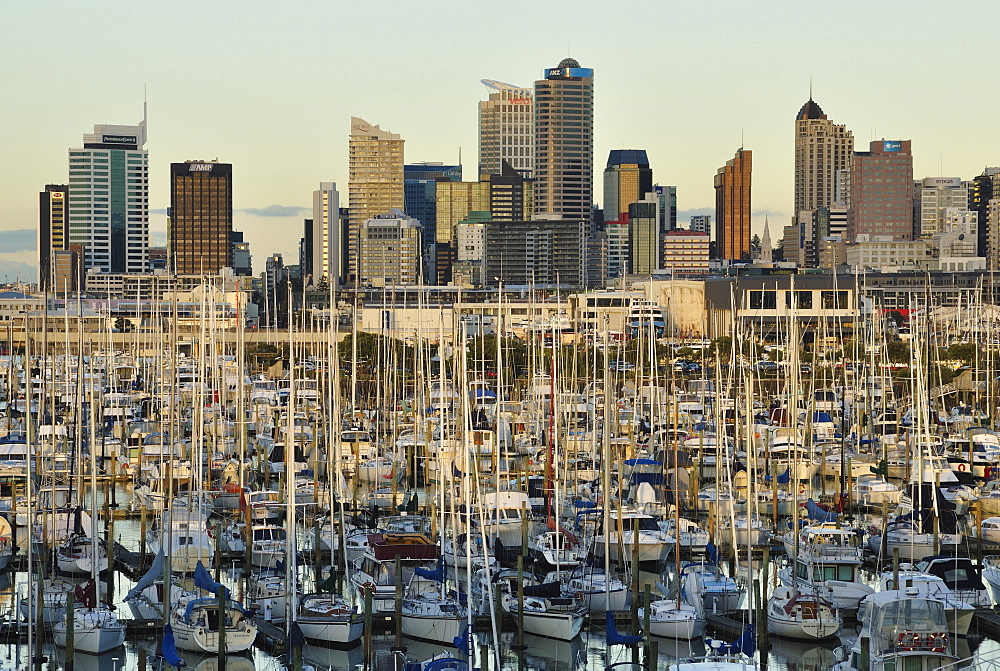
6;483;1000;671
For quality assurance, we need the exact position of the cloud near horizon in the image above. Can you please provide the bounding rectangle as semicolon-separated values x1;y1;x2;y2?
239;204;309;217
0;229;37;253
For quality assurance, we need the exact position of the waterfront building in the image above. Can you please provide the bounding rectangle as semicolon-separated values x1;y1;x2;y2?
846;235;932;270
479;80;533;180
604;150;652;221
714;148;752;262
358;210;423;287
39;184;69;291
68;114;149;274
534;59;594;223
847;140;914;241
794;98;854;215
348;117;404;283
169;161;233;275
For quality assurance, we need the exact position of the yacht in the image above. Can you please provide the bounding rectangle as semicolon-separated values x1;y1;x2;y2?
835;589;957;671
766;586;841;641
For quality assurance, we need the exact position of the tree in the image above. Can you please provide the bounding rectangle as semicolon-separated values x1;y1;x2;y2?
750;234;762;258
886;341;910;364
113;317;133;333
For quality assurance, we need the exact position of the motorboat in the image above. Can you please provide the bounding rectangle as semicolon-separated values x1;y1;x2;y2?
835;589;957;670
878;570;975;636
680;562;744;614
852;474;902;507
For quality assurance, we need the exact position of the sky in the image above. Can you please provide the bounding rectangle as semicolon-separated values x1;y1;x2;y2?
2;0;999;282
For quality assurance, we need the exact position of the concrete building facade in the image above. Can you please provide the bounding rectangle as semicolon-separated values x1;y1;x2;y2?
794;98;854;215
348;117;404;283
479;80;533;180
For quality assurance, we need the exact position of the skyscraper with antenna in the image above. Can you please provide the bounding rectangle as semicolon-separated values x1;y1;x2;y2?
794;93;853;216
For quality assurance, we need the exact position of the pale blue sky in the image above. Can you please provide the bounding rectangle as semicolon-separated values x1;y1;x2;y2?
2;0;997;280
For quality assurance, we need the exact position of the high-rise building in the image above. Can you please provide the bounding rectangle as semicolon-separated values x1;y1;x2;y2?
404;163;461;236
348;117;404;283
918;177;968;237
794;98;853;215
714;149;752;262
534;59;594;222
484;218;586;287
661;230;710;275
358;210;422;287
39;184;68;291
628;194;659;275
479;80;533;180
486;160;533;222
68;113;149;274
971;168;1000;258
169;161;233;274
231;230;252;276
654;185;678;231
307;182;343;287
847;140;914;241
689;215;711;234
603;150;652;221
434;181;489;284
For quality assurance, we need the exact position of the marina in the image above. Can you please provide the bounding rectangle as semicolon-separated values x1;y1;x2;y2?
5;288;1000;671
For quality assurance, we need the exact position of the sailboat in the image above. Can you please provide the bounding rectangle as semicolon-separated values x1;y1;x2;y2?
52;580;126;654
54;405;125;655
169;563;257;653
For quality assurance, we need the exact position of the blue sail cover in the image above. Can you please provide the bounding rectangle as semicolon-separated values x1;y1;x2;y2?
605;610;643;646
193;561;230;600
804;498;839;522
452;623;470;654
764;467;791;484
415;559;446;583
125;550;164;601
707;623;756;656
161;624;186;667
706;541;718;566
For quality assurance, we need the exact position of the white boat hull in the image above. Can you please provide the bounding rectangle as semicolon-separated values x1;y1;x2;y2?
171;617;256;653
298;616;364;648
401;613;464;645
767;613;841;640
521;610;584;641
53;612;126;655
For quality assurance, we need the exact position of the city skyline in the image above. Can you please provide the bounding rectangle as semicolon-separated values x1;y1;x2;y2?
3;1;1000;280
